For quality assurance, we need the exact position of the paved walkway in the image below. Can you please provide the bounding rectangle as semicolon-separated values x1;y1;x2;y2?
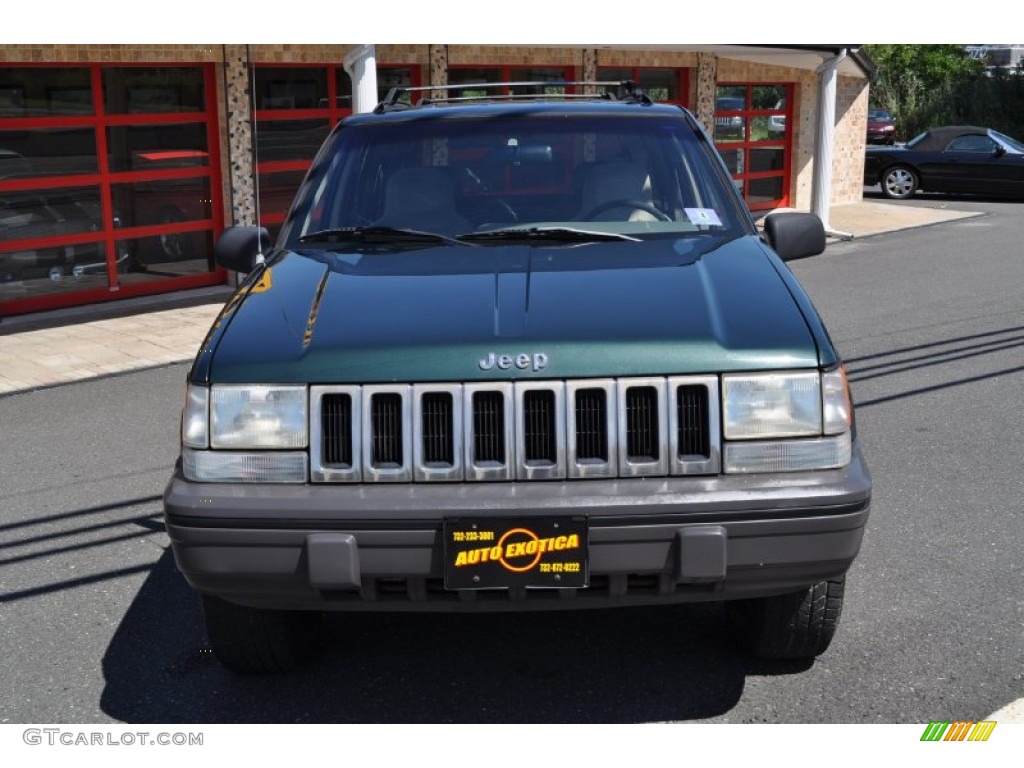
0;200;984;397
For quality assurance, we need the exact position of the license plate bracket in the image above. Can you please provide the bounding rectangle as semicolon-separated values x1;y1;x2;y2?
443;517;588;590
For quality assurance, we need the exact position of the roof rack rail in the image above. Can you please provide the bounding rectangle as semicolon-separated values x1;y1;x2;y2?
375;80;652;112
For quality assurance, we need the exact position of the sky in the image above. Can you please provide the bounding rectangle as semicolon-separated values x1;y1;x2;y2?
3;1;998;46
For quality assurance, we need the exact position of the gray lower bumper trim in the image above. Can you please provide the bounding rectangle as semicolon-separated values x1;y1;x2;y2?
163;445;871;611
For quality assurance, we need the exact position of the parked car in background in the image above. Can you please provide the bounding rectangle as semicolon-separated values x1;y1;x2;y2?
767;100;786;139
864;125;1024;199
0;189;110;282
866;108;897;145
714;95;745;140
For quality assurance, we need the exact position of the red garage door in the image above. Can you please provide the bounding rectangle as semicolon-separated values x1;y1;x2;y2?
714;83;793;211
0;64;225;316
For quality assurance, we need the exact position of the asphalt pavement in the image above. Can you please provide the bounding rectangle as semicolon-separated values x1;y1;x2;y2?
1;193;1021;727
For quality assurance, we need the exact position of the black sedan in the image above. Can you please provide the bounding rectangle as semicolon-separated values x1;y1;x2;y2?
864;125;1024;200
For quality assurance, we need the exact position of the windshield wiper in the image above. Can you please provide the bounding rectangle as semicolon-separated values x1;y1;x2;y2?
299;226;470;246
457;226;640;245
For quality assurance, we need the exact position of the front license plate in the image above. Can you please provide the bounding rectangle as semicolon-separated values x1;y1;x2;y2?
444;517;588;590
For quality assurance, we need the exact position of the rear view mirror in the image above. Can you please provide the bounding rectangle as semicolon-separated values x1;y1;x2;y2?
215;226;271;273
762;212;826;261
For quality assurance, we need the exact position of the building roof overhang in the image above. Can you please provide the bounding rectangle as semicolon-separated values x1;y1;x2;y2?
586;44;874;78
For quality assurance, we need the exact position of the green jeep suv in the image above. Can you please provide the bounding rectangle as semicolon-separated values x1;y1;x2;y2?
164;83;871;673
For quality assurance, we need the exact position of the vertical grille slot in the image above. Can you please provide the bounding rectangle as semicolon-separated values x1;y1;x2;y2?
371;393;403;467
523;390;556;464
575;388;608;461
421;392;454;466
676;384;710;458
321;393;353;466
625;386;659;461
473;391;506;464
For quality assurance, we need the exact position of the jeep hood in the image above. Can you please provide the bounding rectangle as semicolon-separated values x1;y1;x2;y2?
200;236;829;384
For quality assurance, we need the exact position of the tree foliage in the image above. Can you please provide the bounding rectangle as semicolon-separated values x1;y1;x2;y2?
862;45;1010;139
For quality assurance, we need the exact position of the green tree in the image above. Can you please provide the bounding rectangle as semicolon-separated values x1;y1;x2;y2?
864;45;986;138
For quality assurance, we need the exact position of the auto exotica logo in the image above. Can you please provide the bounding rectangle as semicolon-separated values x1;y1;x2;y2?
444;518;588;590
920;721;996;742
452;528;581;573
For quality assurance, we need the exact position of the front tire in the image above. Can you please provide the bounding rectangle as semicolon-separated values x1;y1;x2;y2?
881;166;918;199
727;576;845;659
201;594;319;674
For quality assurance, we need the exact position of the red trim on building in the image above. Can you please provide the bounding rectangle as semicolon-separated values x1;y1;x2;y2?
0;62;226;317
713;83;794;211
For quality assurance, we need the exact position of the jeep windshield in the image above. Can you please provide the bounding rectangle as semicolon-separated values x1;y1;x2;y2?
280;110;751;249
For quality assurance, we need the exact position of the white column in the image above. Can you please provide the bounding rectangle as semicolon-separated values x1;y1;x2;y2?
344;44;378;114
812;49;853;239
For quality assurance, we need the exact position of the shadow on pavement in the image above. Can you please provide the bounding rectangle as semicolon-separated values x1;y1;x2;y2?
100;551;811;723
862;188;1023;205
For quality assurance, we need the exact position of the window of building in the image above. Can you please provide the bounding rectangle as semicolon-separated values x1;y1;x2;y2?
252;64;420;240
447;66;576;98
596;67;689;106
0;64;224;316
714;83;792;211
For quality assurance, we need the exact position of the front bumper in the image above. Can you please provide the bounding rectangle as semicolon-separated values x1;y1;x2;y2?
163;442;871;612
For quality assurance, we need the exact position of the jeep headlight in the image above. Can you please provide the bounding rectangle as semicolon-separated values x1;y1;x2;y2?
210;385;308;449
722;369;852;473
723;372;821;439
180;383;309;483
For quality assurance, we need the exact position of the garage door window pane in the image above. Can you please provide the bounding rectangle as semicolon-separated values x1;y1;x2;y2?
0;187;104;244
747;177;784;204
111;178;212;230
638;69;679;102
254;68;327;110
750;147;785;173
717;147;743;175
0;242;109;297
509;68;567;95
0;68;93;116
255;119;330;163
116;231;215;277
752;85;786;110
103;68;205;114
259;170;306;222
0;128;98;177
448;68;502;98
106;124;209;172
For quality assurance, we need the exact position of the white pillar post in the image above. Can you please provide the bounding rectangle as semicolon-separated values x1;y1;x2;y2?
344;44;378;114
812;48;853;240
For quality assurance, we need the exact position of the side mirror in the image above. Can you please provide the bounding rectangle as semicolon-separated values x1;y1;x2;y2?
214;226;271;273
993;145;1007;158
762;212;826;261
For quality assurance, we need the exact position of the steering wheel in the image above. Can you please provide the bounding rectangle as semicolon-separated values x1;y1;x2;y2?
582;199;672;222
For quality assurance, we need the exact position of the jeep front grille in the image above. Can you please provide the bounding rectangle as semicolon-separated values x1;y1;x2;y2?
310;376;720;483
321;393;353;467
420;392;454;466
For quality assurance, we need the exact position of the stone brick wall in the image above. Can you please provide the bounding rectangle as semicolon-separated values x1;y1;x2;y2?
448;45;581;67
833;75;870;206
594;49;698;69
223;45;256;228
0;45;222;62
695;53;718;134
